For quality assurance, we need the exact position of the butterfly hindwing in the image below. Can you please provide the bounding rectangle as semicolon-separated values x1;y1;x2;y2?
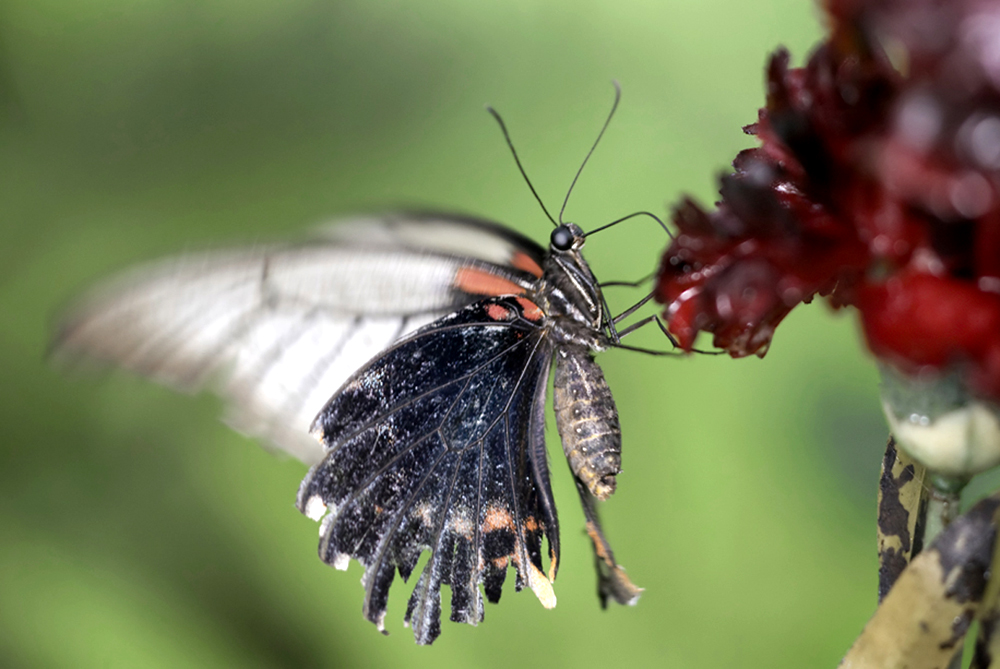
297;296;558;644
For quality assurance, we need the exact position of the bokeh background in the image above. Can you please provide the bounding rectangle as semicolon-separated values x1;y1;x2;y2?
1;0;970;666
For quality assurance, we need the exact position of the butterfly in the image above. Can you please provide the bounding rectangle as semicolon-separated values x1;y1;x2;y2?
54;88;670;644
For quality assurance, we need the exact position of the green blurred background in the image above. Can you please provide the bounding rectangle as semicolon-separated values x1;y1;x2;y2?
0;0;928;666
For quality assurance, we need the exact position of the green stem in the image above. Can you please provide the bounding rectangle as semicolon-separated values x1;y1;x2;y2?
924;477;965;547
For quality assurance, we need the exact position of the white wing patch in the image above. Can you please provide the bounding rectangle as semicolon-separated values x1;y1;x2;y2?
318;214;532;268
222;312;435;463
263;249;460;314
55;214;542;466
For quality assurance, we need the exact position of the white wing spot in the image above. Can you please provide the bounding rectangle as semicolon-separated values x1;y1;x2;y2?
304;495;327;521
412;501;436;528
526;562;557;609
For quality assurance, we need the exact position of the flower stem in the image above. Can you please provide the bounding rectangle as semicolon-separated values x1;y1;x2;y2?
924;474;968;547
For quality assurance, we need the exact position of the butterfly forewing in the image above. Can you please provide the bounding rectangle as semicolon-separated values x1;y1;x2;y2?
318;213;546;278
54;214;546;465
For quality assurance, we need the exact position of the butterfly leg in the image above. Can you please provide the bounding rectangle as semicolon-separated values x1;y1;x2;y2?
572;478;642;607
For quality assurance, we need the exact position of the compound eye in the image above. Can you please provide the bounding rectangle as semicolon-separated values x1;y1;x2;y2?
550;225;575;251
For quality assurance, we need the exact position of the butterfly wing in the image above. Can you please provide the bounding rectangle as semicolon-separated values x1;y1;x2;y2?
54;213;546;465
297;296;558;644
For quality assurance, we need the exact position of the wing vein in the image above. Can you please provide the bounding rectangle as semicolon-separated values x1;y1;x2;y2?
360;447;457;612
229;306;323;403
278;314;364;426
499;335;547;583
320;333;531;453
404;441;467;632
121;286;263;379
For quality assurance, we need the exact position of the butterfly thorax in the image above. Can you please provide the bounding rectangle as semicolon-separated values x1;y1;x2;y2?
534;223;609;352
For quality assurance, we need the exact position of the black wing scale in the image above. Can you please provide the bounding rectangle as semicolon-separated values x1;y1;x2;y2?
297;296;558;644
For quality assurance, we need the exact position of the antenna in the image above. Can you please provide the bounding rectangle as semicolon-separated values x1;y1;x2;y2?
486;106;557;227
584;210;674;239
559;80;621;224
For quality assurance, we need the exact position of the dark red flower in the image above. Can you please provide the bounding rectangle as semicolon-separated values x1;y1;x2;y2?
656;0;1000;402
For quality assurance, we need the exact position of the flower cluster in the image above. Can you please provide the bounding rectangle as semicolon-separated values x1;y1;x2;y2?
655;0;1000;402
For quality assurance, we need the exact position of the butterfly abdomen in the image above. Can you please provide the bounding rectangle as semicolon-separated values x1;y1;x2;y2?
552;345;621;501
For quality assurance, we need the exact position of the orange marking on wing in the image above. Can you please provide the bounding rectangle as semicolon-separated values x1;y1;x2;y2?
454;266;525;297
510;251;543;278
482;506;515;533
515;297;544;321
486;304;511;321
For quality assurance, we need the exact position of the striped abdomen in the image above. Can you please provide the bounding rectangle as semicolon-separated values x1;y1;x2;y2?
552;345;621;501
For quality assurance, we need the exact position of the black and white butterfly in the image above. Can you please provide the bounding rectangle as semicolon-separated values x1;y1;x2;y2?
55;91;670;644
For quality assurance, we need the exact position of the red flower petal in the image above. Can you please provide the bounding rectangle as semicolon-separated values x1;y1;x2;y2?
655;0;1000;403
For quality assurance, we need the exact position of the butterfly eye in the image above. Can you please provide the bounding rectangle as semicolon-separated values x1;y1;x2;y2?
550;225;575;251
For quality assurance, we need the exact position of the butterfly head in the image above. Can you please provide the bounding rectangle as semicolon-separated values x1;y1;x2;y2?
549;223;585;254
